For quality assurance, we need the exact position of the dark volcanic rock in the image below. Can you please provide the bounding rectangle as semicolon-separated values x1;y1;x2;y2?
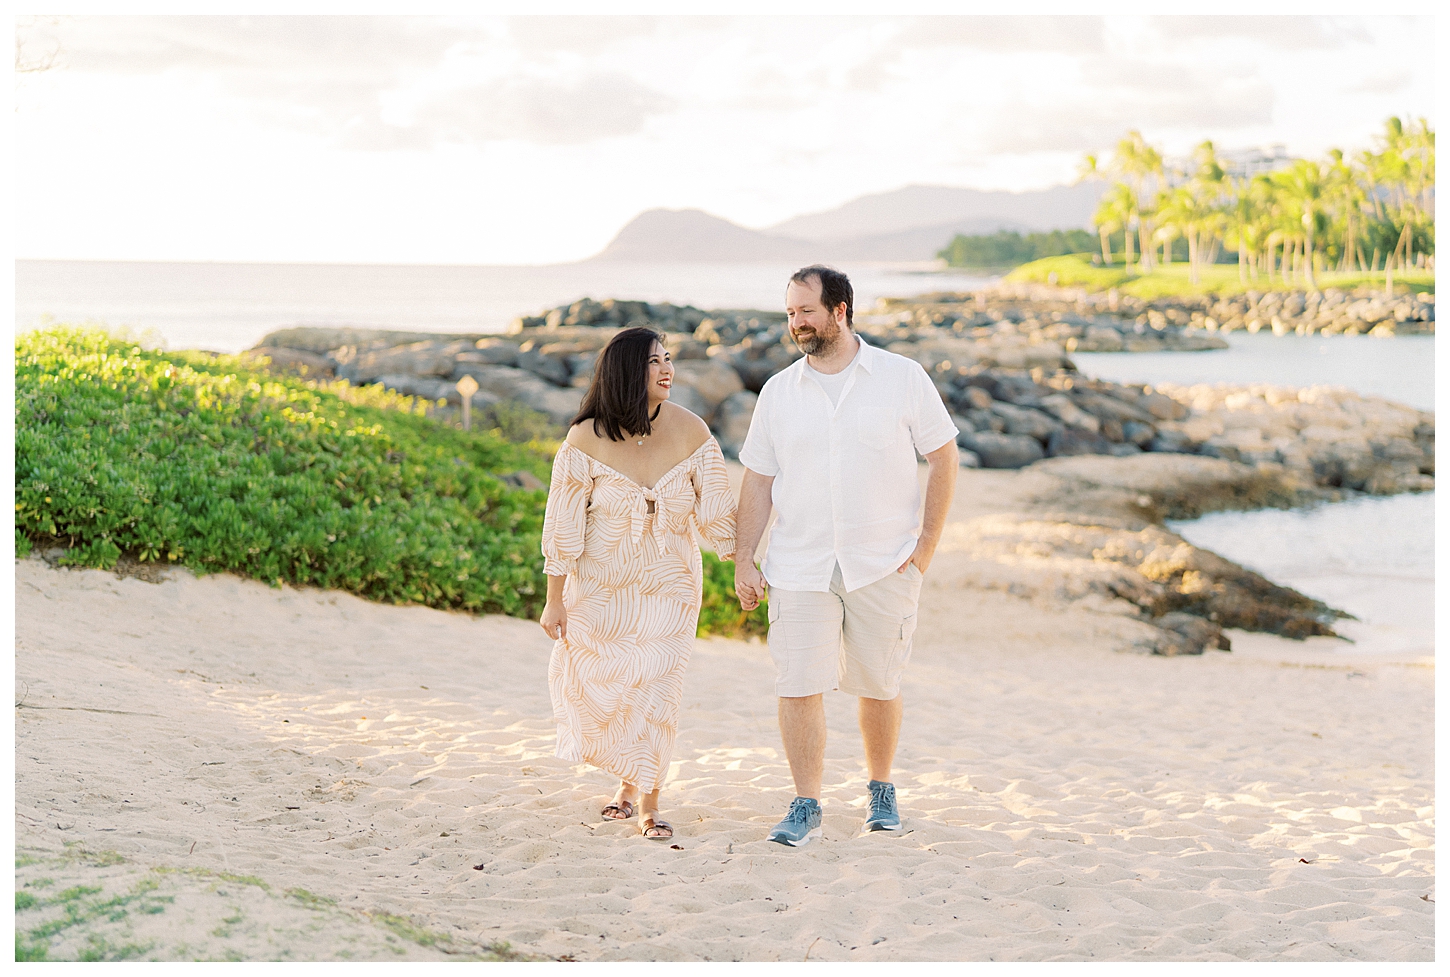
1122;420;1157;447
714;391;758;458
460;340;521;368
963;408;1005;434
1146;612;1231;656
989;402;1062;442
986;374;1051;406
1048;427;1117;457
258;327;491;354
449;364;583;427
1141;392;1189;421
726;343;801;393
515;343;573;386
334;340;473;385
240;346;335;378
962;431;1045;469
1147;430;1198;454
1071;390;1157;426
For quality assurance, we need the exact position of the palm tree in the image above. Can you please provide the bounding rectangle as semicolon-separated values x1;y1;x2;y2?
1272;160;1327;289
1080;154;1112;264
1362;116;1436;289
1222;176;1269;283
1323;149;1362;272
1150;191;1181;270
1387;117;1434;274
1082;116;1432;290
1182;141;1228;284
1156;188;1192;276
1109;130;1165;272
1092;183;1134;266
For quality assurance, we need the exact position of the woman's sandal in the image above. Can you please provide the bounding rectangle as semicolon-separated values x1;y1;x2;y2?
641;817;673;840
600;800;636;821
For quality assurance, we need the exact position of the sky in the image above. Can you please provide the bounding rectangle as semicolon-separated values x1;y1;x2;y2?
13;12;1437;265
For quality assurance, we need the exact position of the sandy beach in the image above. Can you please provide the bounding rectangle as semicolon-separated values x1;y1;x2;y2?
13;464;1434;962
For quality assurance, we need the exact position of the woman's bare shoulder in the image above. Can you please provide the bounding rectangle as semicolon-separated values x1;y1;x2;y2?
659;402;711;453
661;401;709;433
565;419;601;448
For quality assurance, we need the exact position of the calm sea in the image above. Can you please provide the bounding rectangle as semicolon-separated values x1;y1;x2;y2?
14;258;1434;656
13;259;992;353
1167;492;1434;658
1073;333;1435;412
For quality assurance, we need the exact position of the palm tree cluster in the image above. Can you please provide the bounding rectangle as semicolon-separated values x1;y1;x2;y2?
1082;117;1434;289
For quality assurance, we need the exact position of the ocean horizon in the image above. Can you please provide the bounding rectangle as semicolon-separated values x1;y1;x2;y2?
15;257;994;355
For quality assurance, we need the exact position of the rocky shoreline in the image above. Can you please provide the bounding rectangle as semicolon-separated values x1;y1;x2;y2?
247;294;1434;498
936;453;1357;656
900;281;1435;347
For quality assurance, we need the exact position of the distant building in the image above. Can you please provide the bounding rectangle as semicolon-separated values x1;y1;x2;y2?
1217;145;1293;179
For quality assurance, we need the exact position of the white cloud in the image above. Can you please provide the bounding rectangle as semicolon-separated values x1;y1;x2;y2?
1144;15;1375;49
980;81;1276;157
505;14;674;53
405;73;675;146
26;16;676;149
892;15;1106;53
1343;70;1417;97
408;42;677;147
12;14;1435;264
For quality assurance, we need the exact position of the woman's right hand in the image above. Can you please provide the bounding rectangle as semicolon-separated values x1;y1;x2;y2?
540;600;567;642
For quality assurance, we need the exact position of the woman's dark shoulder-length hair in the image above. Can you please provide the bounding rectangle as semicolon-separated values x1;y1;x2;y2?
571;326;666;442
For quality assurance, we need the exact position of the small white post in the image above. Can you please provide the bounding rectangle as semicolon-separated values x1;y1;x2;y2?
456;374;479;431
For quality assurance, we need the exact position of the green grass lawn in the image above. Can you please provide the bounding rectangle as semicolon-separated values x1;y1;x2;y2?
1005;253;1435;299
15;327;763;637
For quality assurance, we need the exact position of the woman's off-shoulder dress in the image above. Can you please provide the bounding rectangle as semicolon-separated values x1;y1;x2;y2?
540;438;737;792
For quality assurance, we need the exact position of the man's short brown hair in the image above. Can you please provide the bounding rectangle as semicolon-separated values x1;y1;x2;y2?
789;265;853;328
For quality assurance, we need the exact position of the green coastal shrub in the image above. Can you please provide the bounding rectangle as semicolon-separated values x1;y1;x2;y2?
15;327;765;636
16;327;551;616
938;229;1099;268
697;551;767;639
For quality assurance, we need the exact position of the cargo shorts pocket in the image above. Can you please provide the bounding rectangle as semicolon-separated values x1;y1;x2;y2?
883;610;918;694
768;590;845;696
882;566;921;693
766;598;788;685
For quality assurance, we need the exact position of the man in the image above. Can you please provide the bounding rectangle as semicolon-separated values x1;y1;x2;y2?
735;264;959;846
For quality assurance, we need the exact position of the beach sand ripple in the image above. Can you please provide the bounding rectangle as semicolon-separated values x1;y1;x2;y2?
14;550;1432;961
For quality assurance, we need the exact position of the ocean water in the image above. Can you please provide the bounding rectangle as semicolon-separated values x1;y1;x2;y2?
1072;332;1435;412
1167;492;1435;658
15;258;1434;656
13;259;992;354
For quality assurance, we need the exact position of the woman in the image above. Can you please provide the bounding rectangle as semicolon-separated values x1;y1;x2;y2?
539;327;736;840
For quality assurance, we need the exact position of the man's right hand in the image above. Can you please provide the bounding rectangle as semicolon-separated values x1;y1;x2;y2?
735;562;767;611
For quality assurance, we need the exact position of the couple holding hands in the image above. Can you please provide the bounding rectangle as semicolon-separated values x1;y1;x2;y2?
539;265;959;844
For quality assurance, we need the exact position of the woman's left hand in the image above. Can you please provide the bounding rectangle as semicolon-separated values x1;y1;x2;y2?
540;599;568;641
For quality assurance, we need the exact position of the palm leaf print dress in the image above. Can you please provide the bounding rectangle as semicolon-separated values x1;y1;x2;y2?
541;438;737;793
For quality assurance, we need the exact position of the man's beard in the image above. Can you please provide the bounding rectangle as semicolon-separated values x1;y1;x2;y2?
792;322;840;356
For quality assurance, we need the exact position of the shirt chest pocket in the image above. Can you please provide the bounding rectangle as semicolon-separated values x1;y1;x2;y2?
855;407;903;451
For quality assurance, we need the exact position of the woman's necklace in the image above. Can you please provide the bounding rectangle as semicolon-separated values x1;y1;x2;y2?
635;405;663;446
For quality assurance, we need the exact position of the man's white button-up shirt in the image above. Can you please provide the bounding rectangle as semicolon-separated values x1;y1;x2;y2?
739;336;958;593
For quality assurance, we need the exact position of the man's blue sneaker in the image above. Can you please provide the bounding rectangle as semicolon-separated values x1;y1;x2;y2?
863;780;902;832
767;796;823;847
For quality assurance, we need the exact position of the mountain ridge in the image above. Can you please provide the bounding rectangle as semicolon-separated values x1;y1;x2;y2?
764;181;1104;241
590;181;1105;263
